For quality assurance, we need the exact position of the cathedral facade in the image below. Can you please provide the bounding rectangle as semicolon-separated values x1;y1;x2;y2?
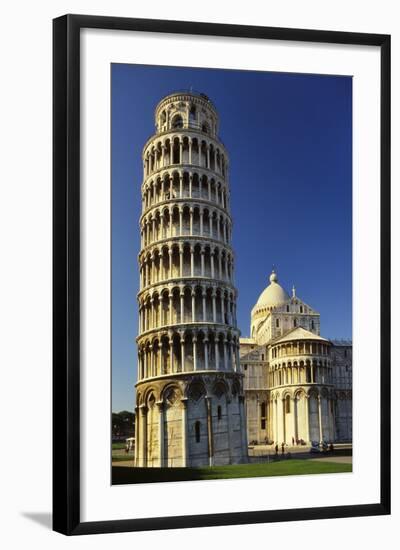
241;271;352;446
134;91;248;468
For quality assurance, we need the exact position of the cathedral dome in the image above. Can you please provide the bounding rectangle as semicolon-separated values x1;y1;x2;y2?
255;270;290;308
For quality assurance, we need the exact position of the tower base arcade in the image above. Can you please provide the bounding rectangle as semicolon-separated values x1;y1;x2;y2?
135;372;248;468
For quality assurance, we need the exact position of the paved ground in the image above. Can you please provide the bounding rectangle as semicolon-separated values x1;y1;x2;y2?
248;443;352;462
249;443;352;456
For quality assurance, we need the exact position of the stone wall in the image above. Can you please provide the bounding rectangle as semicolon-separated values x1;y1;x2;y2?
135;372;248;467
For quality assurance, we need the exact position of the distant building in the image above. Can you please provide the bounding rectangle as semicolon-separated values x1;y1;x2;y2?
241;270;352;445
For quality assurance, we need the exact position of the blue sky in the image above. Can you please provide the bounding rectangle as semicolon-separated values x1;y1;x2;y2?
111;64;352;413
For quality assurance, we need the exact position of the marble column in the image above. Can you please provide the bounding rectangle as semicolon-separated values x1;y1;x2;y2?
226;398;232;463
149;344;154;377
134;406;140;466
179;208;183;236
169;338;174;373
150;299;154;329
181;398;188;467
205;396;214;466
212;291;217;322
294;396;299;443
169;293;173;325
143;350;147;379
223;338;228;370
190;246;194;276
169;208;173;238
202;291;207;321
156;401;165;467
158;342;163;374
139;405;148;467
330;397;336;442
327;397;334;441
204;339;209;370
304;395;310;444
189;208;193;234
200;209;204;236
168;248;172;278
214;340;219;370
191;291;196;322
318;395;323;444
193;337;198;371
239;395;248;458
180;291;184;323
179;246;183;277
180;336;186;372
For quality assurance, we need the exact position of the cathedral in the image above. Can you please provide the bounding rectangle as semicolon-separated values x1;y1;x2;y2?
240;270;352;447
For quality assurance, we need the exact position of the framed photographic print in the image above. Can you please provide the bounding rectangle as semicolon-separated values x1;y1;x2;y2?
53;14;391;535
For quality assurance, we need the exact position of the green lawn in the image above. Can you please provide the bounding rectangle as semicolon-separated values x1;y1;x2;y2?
112;442;128;450
112;455;135;462
112;459;352;485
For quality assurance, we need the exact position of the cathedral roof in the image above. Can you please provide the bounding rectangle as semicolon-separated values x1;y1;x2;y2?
254;270;290;309
271;326;329;345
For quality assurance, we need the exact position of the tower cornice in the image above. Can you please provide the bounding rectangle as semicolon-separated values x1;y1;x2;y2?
141;161;229;191
138;235;235;259
154;91;218;118
137;278;237;300
139;200;232;225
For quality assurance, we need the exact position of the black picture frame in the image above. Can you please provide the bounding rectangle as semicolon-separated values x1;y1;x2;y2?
53;14;391;535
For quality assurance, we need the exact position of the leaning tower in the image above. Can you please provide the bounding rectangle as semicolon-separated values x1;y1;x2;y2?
134;91;248;467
